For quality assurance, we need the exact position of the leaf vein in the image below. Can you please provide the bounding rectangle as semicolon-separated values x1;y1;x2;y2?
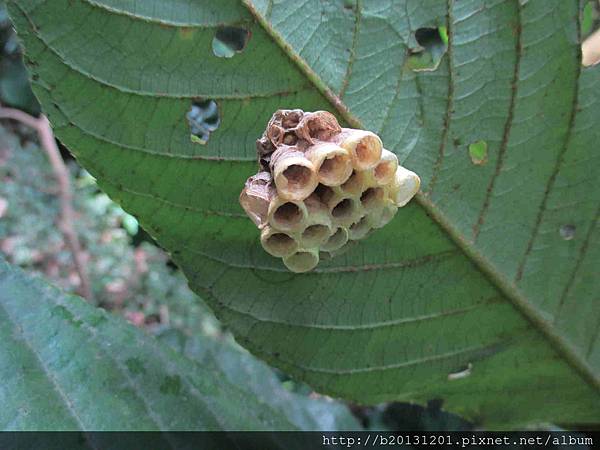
514;21;583;284
338;0;361;99
472;0;523;239
426;0;455;195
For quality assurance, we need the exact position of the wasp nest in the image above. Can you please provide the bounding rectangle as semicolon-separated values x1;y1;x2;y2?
239;110;420;273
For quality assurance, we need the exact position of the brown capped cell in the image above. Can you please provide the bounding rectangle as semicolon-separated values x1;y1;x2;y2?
266;122;285;147
282;110;304;131
275;109;304;129
256;135;276;171
239;171;274;228
295;110;342;143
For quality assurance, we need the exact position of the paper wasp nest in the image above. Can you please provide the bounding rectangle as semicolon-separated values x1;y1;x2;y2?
239;110;420;273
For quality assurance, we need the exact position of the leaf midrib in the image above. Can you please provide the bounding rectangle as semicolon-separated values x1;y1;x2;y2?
240;0;600;392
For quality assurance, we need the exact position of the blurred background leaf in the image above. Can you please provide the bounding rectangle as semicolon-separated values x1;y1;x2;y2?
0;254;361;431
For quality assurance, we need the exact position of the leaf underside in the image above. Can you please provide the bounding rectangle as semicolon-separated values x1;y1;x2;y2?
0;256;359;431
8;0;600;426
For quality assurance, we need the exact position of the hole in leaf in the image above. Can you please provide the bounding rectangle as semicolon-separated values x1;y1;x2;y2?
342;0;355;11
187;100;220;144
582;1;600;37
447;363;472;381
468;140;488;165
559;224;576;241
212;26;250;58
582;1;600;66
407;27;448;72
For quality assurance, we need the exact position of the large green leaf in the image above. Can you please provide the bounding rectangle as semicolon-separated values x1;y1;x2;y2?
8;0;600;425
0;256;359;431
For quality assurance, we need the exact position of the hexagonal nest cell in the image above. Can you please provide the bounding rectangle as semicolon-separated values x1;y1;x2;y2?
239;109;421;273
